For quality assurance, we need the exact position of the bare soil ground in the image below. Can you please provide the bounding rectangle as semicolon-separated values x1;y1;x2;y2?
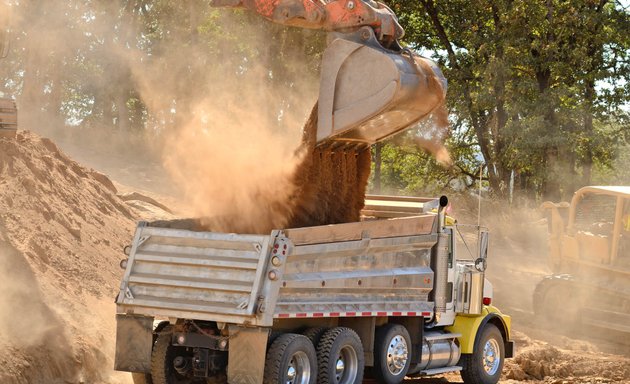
1;131;629;383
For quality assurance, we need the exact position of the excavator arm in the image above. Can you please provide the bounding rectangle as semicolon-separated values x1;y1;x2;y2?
212;0;403;46
212;0;449;150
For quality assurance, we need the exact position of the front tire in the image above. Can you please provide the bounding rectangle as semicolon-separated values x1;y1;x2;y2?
264;333;318;384
460;324;505;384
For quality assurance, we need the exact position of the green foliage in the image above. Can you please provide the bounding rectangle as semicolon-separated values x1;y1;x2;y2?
384;0;629;200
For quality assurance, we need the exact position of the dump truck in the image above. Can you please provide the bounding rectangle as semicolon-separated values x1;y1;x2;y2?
536;186;630;335
115;195;513;384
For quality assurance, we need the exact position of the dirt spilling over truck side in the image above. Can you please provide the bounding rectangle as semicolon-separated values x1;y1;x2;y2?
0;131;136;384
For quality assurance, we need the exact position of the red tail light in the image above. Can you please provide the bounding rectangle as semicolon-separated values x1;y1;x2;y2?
483;297;492;306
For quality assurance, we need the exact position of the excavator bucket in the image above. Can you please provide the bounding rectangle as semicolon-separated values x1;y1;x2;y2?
317;27;447;145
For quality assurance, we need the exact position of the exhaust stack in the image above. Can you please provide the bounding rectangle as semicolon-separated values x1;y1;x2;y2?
432;196;449;319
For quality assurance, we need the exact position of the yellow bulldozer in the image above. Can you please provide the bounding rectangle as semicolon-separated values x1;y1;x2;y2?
536;186;630;335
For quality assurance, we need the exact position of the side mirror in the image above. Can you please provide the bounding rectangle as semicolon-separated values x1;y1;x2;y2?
475;230;489;272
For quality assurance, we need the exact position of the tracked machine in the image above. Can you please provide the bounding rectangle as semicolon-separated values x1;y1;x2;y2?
537;186;630;335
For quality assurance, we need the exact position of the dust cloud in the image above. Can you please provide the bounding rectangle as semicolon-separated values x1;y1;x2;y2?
0;239;64;347
5;1;453;234
162;98;306;233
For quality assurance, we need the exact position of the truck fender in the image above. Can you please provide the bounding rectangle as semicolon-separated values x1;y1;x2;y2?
444;306;513;358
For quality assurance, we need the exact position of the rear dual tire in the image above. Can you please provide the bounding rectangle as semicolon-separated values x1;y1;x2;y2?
264;334;318;384
316;327;364;384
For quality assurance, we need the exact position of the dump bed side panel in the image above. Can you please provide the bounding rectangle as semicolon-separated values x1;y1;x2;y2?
275;215;437;318
117;215;438;325
116;224;272;325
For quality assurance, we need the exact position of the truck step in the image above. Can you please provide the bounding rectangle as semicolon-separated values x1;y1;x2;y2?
419;366;462;376
424;332;461;341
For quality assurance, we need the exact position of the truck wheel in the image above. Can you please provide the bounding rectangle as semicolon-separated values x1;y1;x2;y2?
317;327;364;384
302;327;327;348
264;333;317;384
460;324;504;384
372;324;411;384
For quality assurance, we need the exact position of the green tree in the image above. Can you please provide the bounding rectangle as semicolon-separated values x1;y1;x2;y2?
389;0;629;200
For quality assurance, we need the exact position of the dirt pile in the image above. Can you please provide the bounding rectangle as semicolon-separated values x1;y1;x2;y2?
0;131;137;383
501;331;630;383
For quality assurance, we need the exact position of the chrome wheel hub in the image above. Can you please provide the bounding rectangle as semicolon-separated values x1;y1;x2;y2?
335;358;345;375
482;339;501;376
334;346;358;384
286;351;311;384
386;335;408;375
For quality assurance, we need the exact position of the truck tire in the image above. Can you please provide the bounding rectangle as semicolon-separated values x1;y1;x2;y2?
302;327;328;348
316;327;364;384
372;324;411;384
264;333;317;384
460;324;504;384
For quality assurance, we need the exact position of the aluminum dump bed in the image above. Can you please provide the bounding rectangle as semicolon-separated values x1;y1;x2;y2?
116;213;438;327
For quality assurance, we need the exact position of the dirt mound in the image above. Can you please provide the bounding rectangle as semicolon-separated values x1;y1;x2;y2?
0;131;136;383
502;331;630;383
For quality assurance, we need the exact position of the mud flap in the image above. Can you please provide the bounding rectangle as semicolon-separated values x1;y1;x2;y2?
227;325;270;384
114;314;154;373
317;27;447;144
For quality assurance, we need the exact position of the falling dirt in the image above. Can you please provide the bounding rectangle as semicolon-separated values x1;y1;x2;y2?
286;103;372;228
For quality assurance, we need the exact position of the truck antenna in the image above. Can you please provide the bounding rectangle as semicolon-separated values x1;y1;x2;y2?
478;164;482;229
